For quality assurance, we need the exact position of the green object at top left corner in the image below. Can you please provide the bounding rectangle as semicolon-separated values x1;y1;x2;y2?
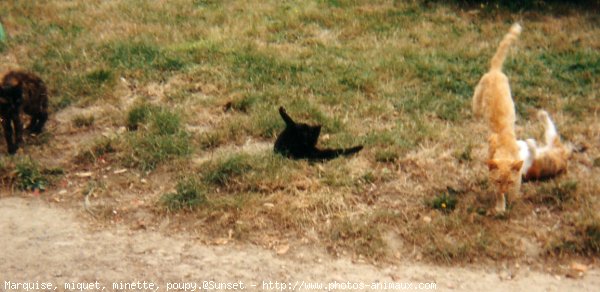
0;23;6;42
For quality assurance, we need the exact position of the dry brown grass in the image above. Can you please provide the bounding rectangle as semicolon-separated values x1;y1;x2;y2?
0;0;598;266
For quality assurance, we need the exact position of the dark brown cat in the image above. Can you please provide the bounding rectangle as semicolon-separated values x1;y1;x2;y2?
274;107;363;160
0;70;49;154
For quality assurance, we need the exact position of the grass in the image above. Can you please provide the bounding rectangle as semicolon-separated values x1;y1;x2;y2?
12;158;63;192
75;137;118;165
548;210;600;257
72;114;95;128
123;105;192;171
162;177;208;211
200;153;301;193
429;189;459;213
203;154;254;187
14;159;47;192
0;0;598;265
329;217;387;260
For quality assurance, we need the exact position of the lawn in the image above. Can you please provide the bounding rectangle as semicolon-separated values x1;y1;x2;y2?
0;0;598;265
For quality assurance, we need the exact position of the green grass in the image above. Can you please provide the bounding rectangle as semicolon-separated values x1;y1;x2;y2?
200;153;298;193
72;114;95;128
14;158;48;192
585;223;600;254
127;103;158;131
429;190;459;213
162;177;208;211
123;105;192;171
203;154;254;187
126;130;191;172
548;209;600;257
103;41;188;77
374;148;400;163
75;137;118;165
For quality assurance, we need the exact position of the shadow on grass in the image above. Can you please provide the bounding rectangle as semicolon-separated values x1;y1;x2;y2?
422;0;600;15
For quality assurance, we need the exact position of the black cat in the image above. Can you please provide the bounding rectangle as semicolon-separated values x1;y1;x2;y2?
0;70;49;154
274;107;363;160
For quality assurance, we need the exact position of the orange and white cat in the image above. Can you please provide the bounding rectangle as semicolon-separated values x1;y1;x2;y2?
472;23;523;213
518;110;571;181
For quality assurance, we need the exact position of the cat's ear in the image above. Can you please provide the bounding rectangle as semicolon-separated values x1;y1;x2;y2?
511;160;524;172
279;106;295;126
487;159;499;170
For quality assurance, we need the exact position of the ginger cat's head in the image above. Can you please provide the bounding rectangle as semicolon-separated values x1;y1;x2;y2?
487;159;523;197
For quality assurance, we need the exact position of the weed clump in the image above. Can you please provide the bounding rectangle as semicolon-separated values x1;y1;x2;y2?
162;178;207;211
549;217;600;257
223;95;259;113
127;103;158;131
72;114;95;128
454;144;472;163
200;153;295;193
536;180;578;206
374;148;400;163
124;104;191;171
127;103;181;134
429;189;458;213
552;180;578;202
75;138;118;165
585;224;600;254
203;154;253;186
14;159;47;192
198;131;226;150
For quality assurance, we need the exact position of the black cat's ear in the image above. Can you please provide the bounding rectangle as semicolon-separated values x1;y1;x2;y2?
279;106;295;126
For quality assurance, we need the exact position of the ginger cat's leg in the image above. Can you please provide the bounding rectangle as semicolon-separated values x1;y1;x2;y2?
472;82;485;118
495;193;506;213
538;110;558;147
488;134;498;160
525;138;537;158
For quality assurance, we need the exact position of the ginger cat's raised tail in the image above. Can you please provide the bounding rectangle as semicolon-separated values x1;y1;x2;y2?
490;24;522;72
472;23;522;120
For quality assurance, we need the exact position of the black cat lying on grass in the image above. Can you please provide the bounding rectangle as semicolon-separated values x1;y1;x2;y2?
0;70;49;154
274;107;363;160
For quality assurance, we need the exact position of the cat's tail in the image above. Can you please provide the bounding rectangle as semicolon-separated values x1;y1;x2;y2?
490;23;522;71
312;145;364;160
279;106;295;126
340;145;364;157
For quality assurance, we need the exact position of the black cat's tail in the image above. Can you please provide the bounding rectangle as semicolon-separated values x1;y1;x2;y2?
279;106;295;126
311;145;364;160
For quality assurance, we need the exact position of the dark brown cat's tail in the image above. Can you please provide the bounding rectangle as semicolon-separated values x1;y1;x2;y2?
490;23;522;71
311;145;363;160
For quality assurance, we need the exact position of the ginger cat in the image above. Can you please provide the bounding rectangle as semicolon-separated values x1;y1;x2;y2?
472;23;523;213
518;110;571;181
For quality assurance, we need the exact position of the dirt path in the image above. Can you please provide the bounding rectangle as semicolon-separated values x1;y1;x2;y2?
1;197;598;292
